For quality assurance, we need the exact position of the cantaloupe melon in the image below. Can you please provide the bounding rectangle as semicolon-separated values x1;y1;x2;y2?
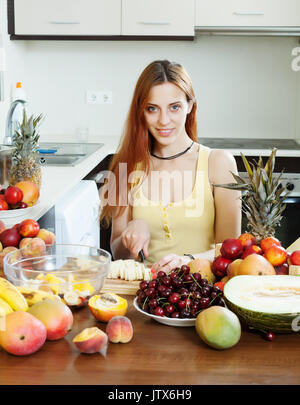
224;275;300;333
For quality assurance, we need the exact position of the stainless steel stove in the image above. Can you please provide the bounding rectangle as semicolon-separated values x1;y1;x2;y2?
198;137;300;150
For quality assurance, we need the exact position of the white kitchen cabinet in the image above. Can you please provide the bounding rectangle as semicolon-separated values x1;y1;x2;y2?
121;0;195;36
195;0;300;27
13;0;121;36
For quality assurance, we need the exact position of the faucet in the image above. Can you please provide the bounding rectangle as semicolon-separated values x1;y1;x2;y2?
4;99;27;145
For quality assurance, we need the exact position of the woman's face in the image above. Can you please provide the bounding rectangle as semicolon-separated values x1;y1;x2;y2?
144;82;193;147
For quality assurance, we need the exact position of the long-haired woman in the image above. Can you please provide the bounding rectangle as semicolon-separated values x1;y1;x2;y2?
100;60;241;272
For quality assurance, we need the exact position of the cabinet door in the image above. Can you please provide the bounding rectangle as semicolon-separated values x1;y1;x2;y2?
195;0;300;27
14;0;121;36
122;0;195;36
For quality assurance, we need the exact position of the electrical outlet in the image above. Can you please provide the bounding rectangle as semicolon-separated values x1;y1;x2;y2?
86;90;113;104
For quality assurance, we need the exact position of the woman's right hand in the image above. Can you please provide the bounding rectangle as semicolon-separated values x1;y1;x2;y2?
121;219;150;260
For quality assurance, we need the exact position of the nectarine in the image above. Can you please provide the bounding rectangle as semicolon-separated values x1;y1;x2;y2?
264;245;287;267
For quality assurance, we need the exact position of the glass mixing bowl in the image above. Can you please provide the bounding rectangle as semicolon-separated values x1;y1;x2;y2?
3;244;111;308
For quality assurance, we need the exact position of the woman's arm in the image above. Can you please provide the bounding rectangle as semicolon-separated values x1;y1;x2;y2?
209;149;242;243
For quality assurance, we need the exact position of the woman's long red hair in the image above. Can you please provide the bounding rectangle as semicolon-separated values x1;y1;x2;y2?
100;60;198;227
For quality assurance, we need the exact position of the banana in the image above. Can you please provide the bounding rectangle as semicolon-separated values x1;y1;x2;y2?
0;278;28;311
16;286;60;307
0;296;14;315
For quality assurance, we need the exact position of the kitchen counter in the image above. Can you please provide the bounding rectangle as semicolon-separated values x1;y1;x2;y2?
0;295;300;386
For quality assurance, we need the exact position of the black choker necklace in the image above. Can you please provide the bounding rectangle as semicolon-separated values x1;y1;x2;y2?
151;141;194;160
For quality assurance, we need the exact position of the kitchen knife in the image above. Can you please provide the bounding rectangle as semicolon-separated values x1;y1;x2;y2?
138;249;145;263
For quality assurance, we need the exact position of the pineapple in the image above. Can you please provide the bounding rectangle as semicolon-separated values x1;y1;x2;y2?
214;148;289;242
8;110;43;189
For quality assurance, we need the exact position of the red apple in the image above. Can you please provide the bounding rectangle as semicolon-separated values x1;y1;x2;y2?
290;250;300;266
212;256;232;278
4;186;23;205
0;228;21;248
19;219;40;238
220;238;243;260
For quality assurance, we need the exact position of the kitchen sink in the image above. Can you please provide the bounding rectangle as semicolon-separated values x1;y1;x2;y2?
36;142;104;167
0;142;104;186
36;153;86;166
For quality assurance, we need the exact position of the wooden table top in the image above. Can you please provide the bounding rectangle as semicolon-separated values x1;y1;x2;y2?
1;295;300;386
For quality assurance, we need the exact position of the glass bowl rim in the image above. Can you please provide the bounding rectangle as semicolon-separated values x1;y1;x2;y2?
3;243;112;277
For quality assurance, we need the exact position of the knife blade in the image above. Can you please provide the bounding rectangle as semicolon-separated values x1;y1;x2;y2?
138;249;145;263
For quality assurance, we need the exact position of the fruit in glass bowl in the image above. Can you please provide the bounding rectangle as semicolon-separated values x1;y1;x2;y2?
3;243;111;308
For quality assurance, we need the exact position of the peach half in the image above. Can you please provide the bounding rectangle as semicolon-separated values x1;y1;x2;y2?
88;293;128;323
106;316;133;343
73;327;108;354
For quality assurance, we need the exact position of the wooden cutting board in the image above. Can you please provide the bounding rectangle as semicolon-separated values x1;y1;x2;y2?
101;278;140;295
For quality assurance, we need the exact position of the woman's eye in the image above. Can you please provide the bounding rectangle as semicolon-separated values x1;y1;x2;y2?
171;104;180;111
147;106;157;112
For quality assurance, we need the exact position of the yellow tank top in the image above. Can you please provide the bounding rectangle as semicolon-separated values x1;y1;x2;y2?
131;144;215;265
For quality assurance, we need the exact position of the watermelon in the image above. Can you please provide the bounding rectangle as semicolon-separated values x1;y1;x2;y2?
224;275;300;334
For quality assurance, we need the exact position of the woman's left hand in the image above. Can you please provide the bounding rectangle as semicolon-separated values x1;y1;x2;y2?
151;254;190;274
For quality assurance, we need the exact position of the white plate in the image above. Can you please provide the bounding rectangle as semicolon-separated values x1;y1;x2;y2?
0;200;40;218
133;297;196;327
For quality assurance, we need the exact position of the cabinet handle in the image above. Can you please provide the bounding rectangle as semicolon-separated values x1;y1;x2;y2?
138;21;171;25
233;10;264;16
50;21;80;25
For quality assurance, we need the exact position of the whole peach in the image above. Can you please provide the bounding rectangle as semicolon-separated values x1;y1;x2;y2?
19;237;32;249
0;311;47;356
37;229;56;246
28;298;73;341
21;237;46;258
0;246;19;270
106;316;133;343
73;327;108;354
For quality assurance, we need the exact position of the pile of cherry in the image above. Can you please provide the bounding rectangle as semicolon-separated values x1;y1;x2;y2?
136;265;225;319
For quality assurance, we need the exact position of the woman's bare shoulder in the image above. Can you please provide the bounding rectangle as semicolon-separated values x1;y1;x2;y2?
208;148;238;182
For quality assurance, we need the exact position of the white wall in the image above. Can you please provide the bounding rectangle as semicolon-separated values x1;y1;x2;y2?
0;0;299;143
